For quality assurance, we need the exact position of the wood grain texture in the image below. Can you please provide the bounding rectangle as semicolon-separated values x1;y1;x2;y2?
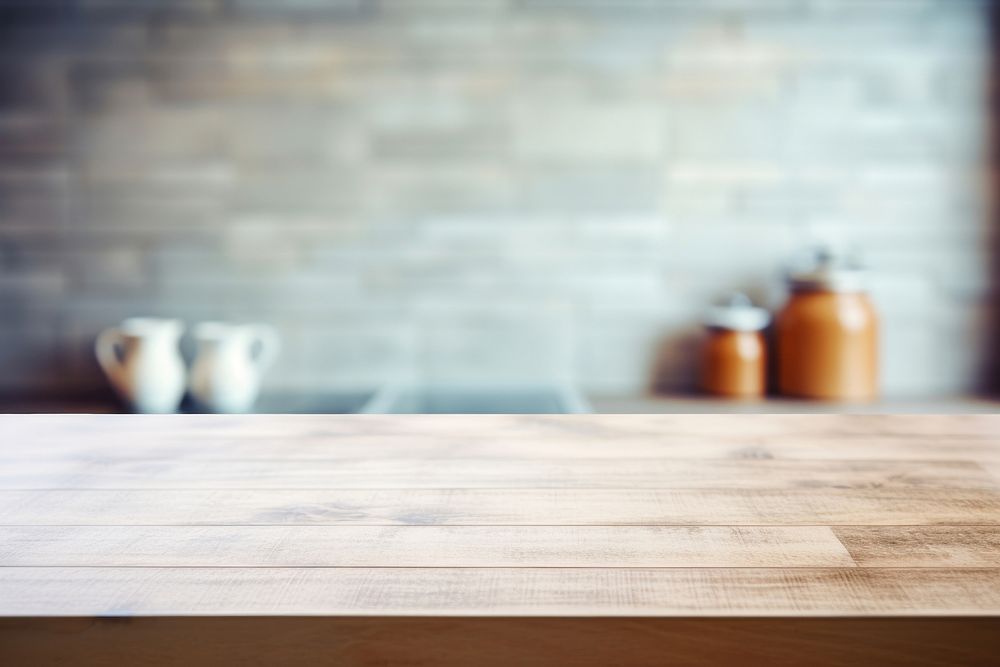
834;526;1000;567
2;567;1000;616
980;462;1000;483
2;414;998;462
7;413;996;441
8;525;998;569
0;457;992;489
3;617;1000;667
0;525;855;567
2;488;998;525
2;414;999;665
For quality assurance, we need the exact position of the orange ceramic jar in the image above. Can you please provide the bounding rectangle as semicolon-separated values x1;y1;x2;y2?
775;249;879;401
701;294;769;398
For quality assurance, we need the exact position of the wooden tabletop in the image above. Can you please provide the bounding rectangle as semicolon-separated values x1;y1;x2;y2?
1;413;999;665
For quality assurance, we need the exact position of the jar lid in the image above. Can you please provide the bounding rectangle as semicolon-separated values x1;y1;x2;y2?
704;293;770;332
787;244;868;293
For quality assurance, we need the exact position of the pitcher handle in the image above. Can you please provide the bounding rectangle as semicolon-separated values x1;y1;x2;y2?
250;325;280;372
95;327;126;392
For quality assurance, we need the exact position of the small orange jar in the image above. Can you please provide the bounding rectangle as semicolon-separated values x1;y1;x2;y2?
775;247;879;401
701;294;769;398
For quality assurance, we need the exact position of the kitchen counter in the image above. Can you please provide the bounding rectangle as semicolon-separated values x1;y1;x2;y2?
588;393;1000;414
2;391;998;415
1;414;999;665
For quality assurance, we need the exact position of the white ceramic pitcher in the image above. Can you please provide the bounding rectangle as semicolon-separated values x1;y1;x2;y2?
189;322;280;413
96;318;186;414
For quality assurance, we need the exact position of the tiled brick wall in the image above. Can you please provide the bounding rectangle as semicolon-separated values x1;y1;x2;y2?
0;0;993;397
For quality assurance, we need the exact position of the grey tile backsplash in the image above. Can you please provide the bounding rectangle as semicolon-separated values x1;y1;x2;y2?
0;0;993;396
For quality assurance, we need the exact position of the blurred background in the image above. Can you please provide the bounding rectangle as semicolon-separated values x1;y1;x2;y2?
0;0;996;413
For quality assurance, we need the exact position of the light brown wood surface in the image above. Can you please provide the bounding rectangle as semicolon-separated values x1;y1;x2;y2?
1;414;999;665
5;457;995;489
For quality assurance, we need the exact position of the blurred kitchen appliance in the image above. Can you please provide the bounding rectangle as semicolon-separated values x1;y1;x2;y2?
775;245;879;401
95;317;186;413
189;322;280;413
701;293;769;398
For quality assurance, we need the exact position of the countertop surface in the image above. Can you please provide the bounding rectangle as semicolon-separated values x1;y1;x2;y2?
2;414;999;664
588;394;1000;414
2;392;1000;415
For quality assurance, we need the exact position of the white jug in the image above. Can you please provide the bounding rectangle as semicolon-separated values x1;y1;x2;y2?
189;322;280;413
95;318;186;414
